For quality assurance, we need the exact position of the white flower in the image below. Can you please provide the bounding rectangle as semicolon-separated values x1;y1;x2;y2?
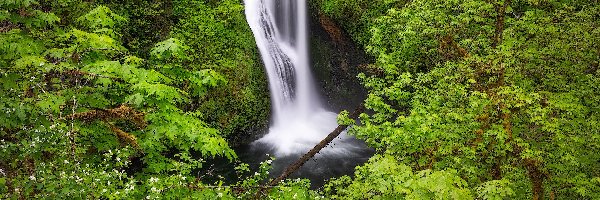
151;187;159;193
116;157;121;162
29;175;36;181
149;177;159;183
63;160;69;164
266;160;273;164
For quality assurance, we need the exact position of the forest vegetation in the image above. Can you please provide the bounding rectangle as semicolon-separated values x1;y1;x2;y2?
1;0;599;199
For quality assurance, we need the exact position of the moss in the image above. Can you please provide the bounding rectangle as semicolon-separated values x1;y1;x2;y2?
169;0;270;144
308;2;370;112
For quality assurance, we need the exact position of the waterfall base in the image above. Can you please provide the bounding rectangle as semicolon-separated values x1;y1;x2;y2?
254;110;348;156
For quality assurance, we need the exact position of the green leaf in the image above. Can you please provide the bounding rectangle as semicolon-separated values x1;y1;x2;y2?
150;38;190;61
36;93;66;113
77;5;126;30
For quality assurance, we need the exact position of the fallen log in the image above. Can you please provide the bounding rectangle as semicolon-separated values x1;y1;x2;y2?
268;104;364;186
253;105;364;198
66;105;146;129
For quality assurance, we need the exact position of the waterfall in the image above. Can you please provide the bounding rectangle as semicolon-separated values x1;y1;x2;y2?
245;0;348;156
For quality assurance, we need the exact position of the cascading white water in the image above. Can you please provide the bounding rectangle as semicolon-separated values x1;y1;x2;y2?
245;0;349;156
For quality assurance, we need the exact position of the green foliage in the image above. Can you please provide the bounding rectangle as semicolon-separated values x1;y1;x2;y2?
0;0;60;29
170;0;270;138
77;5;126;30
336;110;355;126
91;0;270;139
476;179;516;200
312;0;408;46
0;30;44;68
97;0;173;56
324;155;473;199
150;38;189;61
0;3;268;199
319;0;600;199
77;5;126;38
234;158;323;199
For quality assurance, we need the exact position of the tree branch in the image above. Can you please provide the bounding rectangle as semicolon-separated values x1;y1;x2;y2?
64;105;145;150
65;105;146;129
105;121;141;150
492;0;513;48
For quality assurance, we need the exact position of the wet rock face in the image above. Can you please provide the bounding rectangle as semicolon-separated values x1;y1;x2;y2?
308;6;371;112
